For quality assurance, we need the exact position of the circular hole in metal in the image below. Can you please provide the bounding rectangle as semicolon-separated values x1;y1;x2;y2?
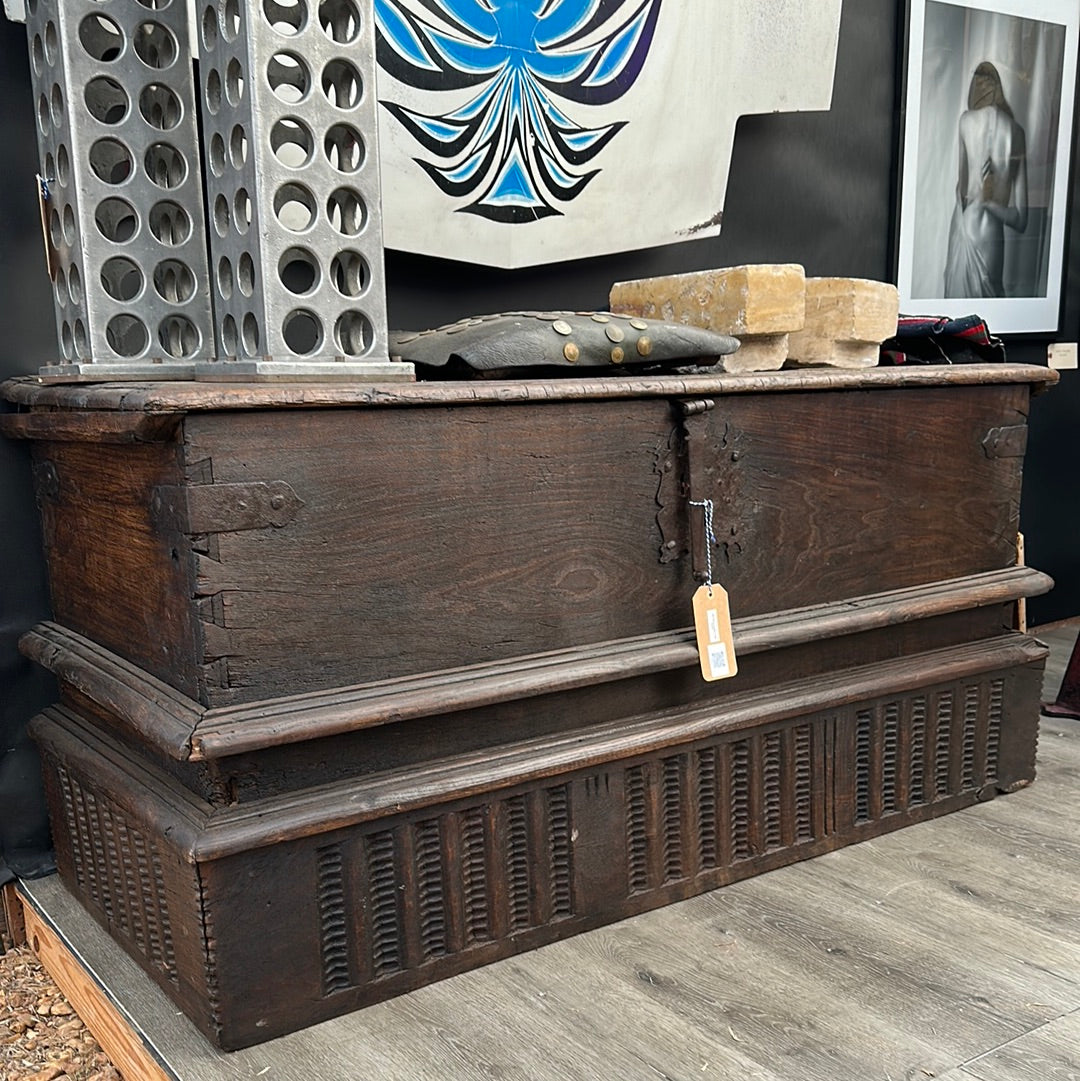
134;21;177;68
222;0;241;41
278;246;319;295
145;142;187;188
267;51;309;104
79;14;124;62
54;268;67;308
26;0;38;15
263;0;306;35
205;67;222;115
85;77;128;124
209;132;226;176
49;83;64;127
89;137;134;184
159;314;201;358
154;258;196;303
95;197;139;243
330;249;369;297
202;4;218;49
62;203;76;245
101;256;143;301
135;0;174;9
230;124;248;168
283;309;323;355
327;187;365;235
37;93;49;134
48;208;62;249
270;117;314;168
319;0;361;43
242;313;260;355
213;193;230;236
274;182;317;232
148;200;191;245
73;319;89;359
45;152;55;185
31;34;44;76
221;314;238;354
106;313;150;357
324;124;364;173
234;188;252;234
217;256;234;299
68;264;83;304
238;252;255;296
226;57;245;105
321;58;361;109
334;311;373;357
61;321;73;359
43;19;57;63
140;83;182;130
57;144;70;186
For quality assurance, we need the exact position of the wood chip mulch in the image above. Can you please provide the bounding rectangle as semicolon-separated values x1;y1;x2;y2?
1;945;120;1081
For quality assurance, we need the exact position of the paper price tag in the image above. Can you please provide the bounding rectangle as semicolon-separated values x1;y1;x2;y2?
36;174;59;282
692;583;737;682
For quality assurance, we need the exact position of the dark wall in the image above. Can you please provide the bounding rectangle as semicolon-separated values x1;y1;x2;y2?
0;2;1075;877
1020;98;1080;627
0;15;58;882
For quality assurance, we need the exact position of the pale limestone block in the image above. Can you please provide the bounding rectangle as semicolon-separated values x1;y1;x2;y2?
718;334;789;373
610;264;806;337
787;278;900;369
610;265;806;373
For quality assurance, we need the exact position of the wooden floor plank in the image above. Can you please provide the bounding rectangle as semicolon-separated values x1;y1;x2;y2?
685;871;1060;1063
19;895;174;1081
960;1010;1080;1081
559;900;957;1080
800;842;1080;995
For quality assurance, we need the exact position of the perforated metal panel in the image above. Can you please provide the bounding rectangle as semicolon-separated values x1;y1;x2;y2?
24;0;214;379
195;0;406;380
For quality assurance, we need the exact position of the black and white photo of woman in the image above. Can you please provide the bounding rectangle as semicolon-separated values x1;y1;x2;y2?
944;61;1028;298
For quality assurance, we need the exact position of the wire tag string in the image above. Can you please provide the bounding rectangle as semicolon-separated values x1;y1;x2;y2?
689;498;717;594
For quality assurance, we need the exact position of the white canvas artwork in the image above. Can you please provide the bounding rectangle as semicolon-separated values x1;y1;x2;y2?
373;0;843;267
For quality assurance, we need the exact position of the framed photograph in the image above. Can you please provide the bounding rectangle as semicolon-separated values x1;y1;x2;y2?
897;0;1079;334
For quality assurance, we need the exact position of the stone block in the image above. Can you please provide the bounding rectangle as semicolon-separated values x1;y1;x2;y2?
610;264;806;336
609;264;806;372
787;278;899;369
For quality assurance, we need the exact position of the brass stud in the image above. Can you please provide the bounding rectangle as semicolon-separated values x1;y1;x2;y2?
591;313;610;323
552;319;572;335
637;336;652;357
630;318;649;331
563;342;580;363
610;346;625;364
605;325;625;343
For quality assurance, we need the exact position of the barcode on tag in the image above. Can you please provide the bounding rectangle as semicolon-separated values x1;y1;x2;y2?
706;642;731;679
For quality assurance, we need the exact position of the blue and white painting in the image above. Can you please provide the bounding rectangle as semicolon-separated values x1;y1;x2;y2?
374;0;663;223
372;1;844;267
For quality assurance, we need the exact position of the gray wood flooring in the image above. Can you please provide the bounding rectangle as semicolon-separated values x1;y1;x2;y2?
20;623;1080;1081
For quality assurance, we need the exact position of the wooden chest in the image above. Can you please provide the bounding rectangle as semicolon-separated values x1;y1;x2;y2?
1;365;1055;1048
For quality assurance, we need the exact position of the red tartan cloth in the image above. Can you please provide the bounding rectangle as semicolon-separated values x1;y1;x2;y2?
879;314;1006;365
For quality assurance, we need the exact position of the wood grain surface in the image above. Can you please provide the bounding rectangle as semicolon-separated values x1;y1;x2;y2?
0;363;1059;414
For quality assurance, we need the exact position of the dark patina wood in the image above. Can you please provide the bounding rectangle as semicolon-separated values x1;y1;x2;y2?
3;364;1056;1048
1;365;1055;708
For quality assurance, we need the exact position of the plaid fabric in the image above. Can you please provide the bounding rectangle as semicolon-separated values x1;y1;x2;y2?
879;314;1006;365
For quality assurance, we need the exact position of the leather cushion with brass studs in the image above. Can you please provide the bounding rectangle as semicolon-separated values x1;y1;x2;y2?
389;311;740;377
